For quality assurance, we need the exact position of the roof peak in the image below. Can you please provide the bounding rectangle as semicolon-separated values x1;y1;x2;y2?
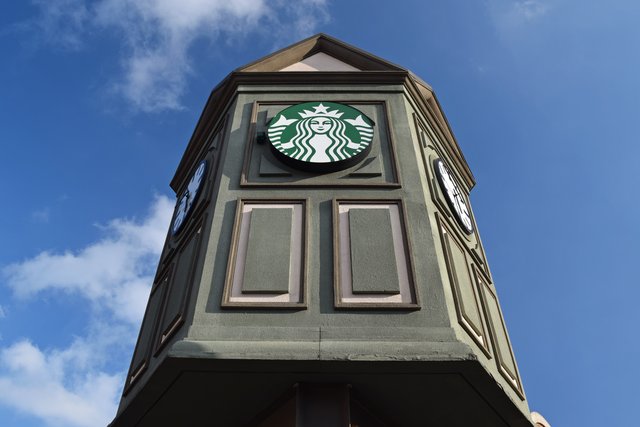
237;33;406;73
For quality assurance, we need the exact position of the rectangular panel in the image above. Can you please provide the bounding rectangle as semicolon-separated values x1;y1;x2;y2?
445;233;483;333
156;226;202;352
349;208;400;294
242;207;293;293
334;200;418;309
125;273;167;393
479;276;523;395
222;199;307;308
438;216;490;356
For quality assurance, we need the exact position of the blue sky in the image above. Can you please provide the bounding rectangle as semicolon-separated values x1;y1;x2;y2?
0;1;638;426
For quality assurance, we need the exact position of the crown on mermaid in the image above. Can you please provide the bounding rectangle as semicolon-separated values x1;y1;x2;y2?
298;103;344;119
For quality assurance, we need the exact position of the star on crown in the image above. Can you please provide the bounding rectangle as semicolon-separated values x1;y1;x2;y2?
298;103;344;119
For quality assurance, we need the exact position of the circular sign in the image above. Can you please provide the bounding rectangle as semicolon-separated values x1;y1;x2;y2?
434;158;474;234
267;102;374;172
172;159;207;235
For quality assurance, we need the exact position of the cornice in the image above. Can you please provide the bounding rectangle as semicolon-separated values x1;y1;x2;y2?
170;71;475;191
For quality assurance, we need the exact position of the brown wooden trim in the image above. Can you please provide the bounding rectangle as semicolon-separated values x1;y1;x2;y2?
172;114;229;197
238;33;406;73
152;247;174;292
220;198;244;306
414;114;474;238
470;245;491;284
405;76;475;189
381;99;402;188
332;198;420;310
153;217;206;356
240;183;403;189
156;116;228;292
239;101;259;187
221;198;308;309
476;269;526;399
171;88;235;191
436;213;492;358
415;117;493;280
425;143;492;280
234;71;409;83
122;265;172;395
168;114;229;256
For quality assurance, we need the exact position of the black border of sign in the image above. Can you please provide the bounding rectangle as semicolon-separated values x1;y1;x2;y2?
267;102;374;173
433;158;474;235
171;159;208;235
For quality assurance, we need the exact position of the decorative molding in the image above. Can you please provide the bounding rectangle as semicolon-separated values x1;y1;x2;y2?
437;214;491;357
222;199;308;308
414;113;491;278
123;265;171;395
159;115;229;276
333;199;419;310
476;268;525;398
154;220;205;355
239;33;404;73
418;130;475;239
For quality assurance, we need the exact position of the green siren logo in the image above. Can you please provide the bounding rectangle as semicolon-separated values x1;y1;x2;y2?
267;102;374;172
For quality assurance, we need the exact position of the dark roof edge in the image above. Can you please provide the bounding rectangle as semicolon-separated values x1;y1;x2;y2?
407;74;475;188
238;33;406;73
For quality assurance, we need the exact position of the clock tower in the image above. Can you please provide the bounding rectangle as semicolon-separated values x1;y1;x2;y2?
110;34;535;426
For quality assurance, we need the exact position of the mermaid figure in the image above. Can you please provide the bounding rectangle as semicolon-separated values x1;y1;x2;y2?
278;108;362;163
269;102;374;165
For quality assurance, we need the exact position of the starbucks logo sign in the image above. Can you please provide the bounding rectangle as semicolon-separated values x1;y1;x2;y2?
267;102;374;172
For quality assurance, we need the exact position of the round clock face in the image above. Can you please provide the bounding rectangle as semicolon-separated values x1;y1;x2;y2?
172;159;207;235
267;102;374;173
434;159;474;234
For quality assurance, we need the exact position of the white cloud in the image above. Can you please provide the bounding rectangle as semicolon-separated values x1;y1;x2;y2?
0;340;121;427
488;0;550;33
517;0;548;20
4;194;172;325
31;207;51;223
32;0;90;51
32;0;330;112
0;195;173;426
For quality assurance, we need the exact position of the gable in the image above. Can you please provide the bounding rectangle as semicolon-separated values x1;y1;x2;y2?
279;52;360;72
238;33;404;72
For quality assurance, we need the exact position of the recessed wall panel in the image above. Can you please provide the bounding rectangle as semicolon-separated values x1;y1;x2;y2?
242;207;293;294
222;199;307;308
478;273;523;396
438;216;490;355
334;200;418;309
156;226;202;352
349;208;400;294
125;272;167;393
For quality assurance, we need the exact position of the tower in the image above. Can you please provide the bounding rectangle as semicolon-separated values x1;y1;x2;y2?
110;34;533;426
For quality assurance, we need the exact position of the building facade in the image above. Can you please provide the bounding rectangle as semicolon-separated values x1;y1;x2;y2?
110;34;534;427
